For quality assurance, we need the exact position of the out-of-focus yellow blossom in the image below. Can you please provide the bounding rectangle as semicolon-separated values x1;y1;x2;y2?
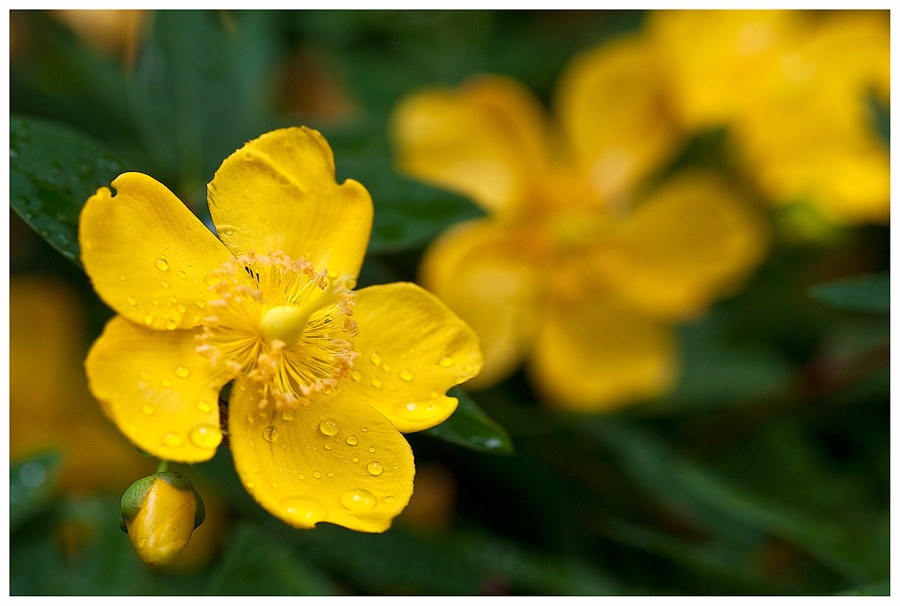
120;471;204;568
9;277;152;494
79;127;482;532
648;10;890;225
392;41;767;410
52;10;145;64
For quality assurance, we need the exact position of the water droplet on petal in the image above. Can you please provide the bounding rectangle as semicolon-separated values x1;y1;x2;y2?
190;425;222;449
155;258;169;271
126;297;137;306
263;425;278;442
178;271;187;279
246;481;256;489
439;356;453;367
161;280;170;289
161;432;183;448
165;319;178;330
161;379;172;388
281;495;327;524
174;366;190;378
142;405;155;416
352;457;360;463
176;303;187;313
351;370;362;382
297;473;306;480
324;443;333;450
346;435;358;446
143;315;154;326
312;471;322;479
327;472;334;478
139;371;151;381
370;377;382;388
361;427;368;433
369;352;382;366
196;401;212;413
271;481;279;489
385;496;395;503
367;461;384;476
282;409;295;421
319;418;339;436
368;447;376;453
399;369;414;382
340;488;377;510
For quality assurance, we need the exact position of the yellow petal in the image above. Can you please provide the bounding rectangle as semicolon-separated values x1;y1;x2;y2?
529;296;677;412
79;172;233;331
418;219;540;391
598;171;768;319
339;282;483;433
391;75;549;217
228;376;414;533
208;127;372;280
85;316;231;463
555;34;683;202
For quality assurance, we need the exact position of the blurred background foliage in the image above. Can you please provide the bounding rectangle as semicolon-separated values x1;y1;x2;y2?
8;10;889;595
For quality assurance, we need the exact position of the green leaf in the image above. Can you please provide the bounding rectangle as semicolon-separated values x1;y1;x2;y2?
206;523;337;595
10;450;64;531
424;388;514;455
10;115;126;267
808;273;889;314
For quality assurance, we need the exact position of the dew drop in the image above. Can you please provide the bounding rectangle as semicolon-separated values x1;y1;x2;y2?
385;496;395;503
439;356;453;367
196;299;206;308
319;418;339;436
174;366;190;378
340;488;377;511
152;299;160;306
351;370;362;382
369;351;382;366
196;401;212;413
165;319;178;330
324;443;333;450
346;435;358;446
161;379;172;388
430;390;441;399
176;303;187;313
352;457;360;463
368;447;376;453
161;280;170;289
322;388;334;395
361;427;368;433
126;297;137;306
370;377;382;388
312;471;322;479
178;271;187;279
367;461;384;476
271;481;279;489
399;369;414;382
282;409;295;421
263;425;278;442
155;258;169;271
246;481;256;489
189;425;222;449
327;472;334;478
297;473;306;480
142;405;155;416
139;371;151;381
281;495;327;524
161;432;183;448
143;315;154;326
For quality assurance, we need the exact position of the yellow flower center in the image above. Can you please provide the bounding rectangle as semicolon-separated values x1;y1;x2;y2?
196;251;358;410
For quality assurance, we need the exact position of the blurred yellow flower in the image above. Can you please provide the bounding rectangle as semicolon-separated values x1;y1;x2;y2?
79;127;482;533
392;39;767;411
648;10;889;224
10;277;153;493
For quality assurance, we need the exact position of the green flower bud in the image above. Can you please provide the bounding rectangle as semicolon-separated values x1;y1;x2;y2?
120;471;205;568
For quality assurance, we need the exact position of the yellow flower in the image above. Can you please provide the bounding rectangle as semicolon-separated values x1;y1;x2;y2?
10;277;153;494
391;40;767;411
79;127;482;533
648;10;889;224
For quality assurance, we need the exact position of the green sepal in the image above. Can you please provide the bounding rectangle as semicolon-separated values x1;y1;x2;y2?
193;490;206;530
155;470;195;492
119;475;157;525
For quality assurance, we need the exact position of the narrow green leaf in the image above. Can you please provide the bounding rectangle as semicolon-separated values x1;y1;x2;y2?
808;273;889;314
424;388;514;455
10;450;64;530
10;116;126;267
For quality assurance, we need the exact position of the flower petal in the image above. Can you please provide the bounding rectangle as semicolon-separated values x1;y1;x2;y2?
418;219;540;391
340;282;483;433
391;75;550;217
79;172;233;330
598;171;768;319
208;127;372;281
529;296;677;412
85;316;232;463
228;376;414;533
555;35;683;202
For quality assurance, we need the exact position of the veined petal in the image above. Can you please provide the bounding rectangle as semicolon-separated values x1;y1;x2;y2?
228;376;414;533
418;219;540;391
391;75;550;218
555;34;683;202
208;127;372;281
529;296;677;412
85;316;232;463
79;172;233;331
598;171;768;320
340;282;483;433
